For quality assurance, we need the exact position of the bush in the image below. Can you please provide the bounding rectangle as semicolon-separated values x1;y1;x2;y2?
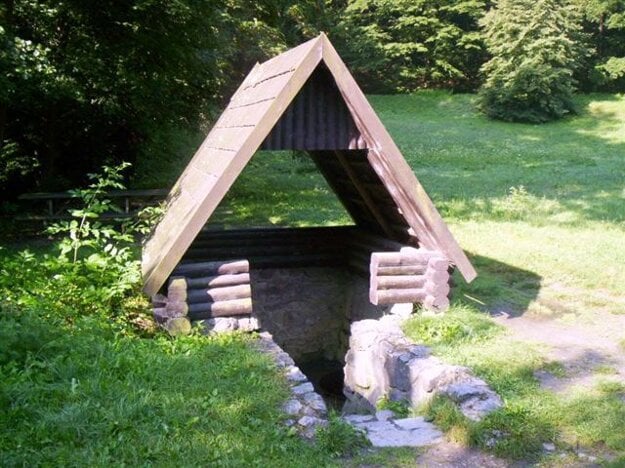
478;0;587;123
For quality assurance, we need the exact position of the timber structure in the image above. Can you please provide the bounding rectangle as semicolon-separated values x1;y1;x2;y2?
142;34;476;324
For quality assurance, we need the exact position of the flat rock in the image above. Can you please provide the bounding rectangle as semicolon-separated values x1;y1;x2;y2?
283;399;302;415
376;410;395;421
292;382;314;395
459;394;503;421
346;415;444;447
394;417;432;431
343;414;375;424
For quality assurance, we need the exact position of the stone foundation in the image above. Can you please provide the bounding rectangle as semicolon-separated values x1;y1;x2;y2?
250;267;391;363
254;332;328;438
343;315;502;420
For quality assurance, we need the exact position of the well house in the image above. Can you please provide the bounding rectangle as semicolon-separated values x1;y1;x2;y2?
143;34;476;403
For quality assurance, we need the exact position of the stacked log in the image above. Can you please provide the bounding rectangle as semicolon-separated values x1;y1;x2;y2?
169;259;253;320
369;247;450;312
347;230;408;275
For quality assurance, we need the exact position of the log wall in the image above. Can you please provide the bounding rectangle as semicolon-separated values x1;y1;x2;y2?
153;227;452;326
369;247;450;312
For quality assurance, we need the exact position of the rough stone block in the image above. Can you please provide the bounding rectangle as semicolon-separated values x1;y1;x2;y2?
297;415;323;428
292;383;314;395
238;317;259;331
285;366;307;382
283;399;303;415
164;317;192;336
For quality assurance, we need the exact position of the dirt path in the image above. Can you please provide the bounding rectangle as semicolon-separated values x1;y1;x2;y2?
415;441;512;467
491;307;625;392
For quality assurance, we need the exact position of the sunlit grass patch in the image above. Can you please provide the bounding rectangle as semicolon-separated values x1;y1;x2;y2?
0;307;337;466
405;307;625;461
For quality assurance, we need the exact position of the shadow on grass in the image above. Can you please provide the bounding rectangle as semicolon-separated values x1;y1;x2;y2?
451;253;542;318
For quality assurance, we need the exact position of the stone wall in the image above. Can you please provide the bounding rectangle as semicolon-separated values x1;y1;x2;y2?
250;267;351;362
343;315;502;420
249;267;391;363
254;332;328;438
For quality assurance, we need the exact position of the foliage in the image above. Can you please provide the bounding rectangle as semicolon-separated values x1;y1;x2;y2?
403;304;499;346
0;304;336;466
575;0;625;90
478;0;588;122
333;0;487;92
315;412;371;457
43;163;157;305
0;0;262;195
376;395;410;417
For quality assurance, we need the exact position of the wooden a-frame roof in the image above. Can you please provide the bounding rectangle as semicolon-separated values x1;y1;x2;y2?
142;34;477;296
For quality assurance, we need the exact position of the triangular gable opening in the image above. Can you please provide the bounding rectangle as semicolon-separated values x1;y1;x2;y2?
203;149;356;229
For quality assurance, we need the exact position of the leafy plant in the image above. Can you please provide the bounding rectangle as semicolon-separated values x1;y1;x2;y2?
315;412;370;457
403;305;499;346
44;162;157;305
376;395;410;417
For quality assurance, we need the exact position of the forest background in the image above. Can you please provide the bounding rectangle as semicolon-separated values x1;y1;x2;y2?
1;0;624;199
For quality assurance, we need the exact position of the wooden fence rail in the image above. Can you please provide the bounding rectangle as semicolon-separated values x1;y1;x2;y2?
16;189;169;221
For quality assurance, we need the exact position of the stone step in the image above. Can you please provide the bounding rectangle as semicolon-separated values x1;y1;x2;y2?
343;413;444;447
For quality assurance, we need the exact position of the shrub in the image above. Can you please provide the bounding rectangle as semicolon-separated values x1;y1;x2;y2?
478;0;587;123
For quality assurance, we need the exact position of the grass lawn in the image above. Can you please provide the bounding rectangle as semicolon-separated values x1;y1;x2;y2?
382;92;625;463
214;91;625;463
2;91;624;465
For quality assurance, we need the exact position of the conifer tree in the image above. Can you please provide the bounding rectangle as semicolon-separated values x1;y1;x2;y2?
478;0;586;122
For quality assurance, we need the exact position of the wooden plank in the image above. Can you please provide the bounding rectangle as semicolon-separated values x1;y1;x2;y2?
251;37;321;84
199;225;356;236
229;71;294;108
174;259;249;276
371;288;427;306
334;150;395;238
183;253;344;269
187;284;251;304
376;265;428;275
214;100;274;128
319;34;477;283
18;189;169;200
375;275;427;290
371;251;430;268
196;225;355;241
203;126;256;152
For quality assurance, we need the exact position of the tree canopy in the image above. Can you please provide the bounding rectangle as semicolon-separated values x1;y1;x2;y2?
1;0;624;197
